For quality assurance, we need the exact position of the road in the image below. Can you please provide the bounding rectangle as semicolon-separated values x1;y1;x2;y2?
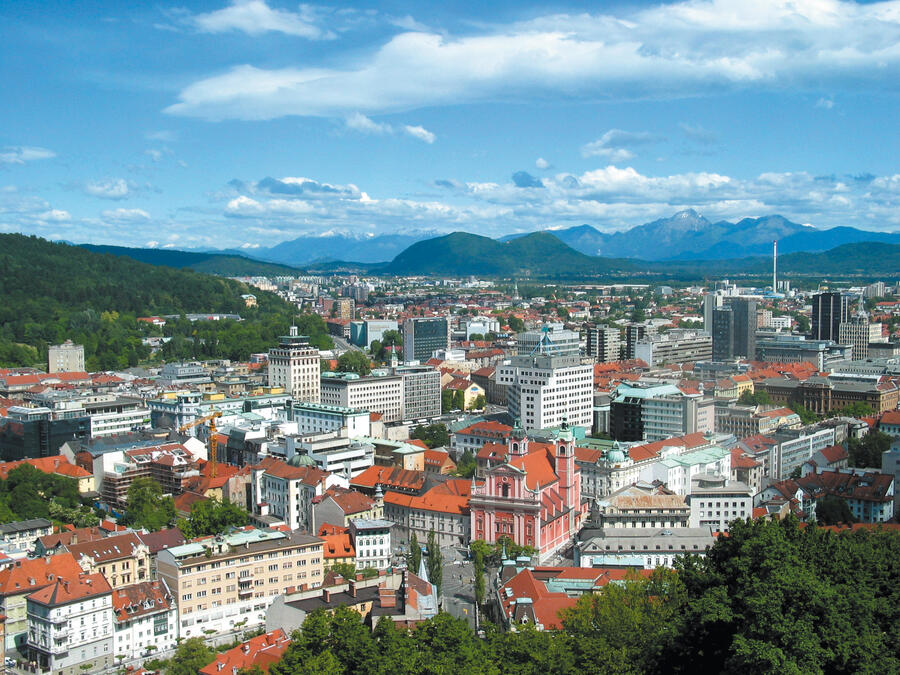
332;335;363;353
439;546;484;631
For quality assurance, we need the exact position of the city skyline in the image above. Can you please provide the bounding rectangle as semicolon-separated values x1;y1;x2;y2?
2;0;900;250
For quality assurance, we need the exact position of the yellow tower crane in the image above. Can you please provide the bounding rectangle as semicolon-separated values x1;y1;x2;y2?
178;411;223;478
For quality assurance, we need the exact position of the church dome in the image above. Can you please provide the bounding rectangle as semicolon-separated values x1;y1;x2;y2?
287;453;317;467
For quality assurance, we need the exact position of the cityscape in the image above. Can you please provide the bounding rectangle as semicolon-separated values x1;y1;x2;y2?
2;1;900;674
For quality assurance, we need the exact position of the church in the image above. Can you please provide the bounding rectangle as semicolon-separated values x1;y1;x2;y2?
469;421;585;561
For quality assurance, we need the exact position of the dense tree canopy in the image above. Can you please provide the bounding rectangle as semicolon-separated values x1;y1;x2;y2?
410;424;450;449
178;497;249;539
124;477;175;531
847;430;892;468
0;464;85;522
337;351;372;376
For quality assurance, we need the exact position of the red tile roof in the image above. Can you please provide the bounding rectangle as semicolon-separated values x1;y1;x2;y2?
112;580;174;623
730;448;761;469
28;573;111;606
351;465;426;493
509;448;558;491
68;532;145;564
383;479;473;516
0;554;83;597
251;456;330;486
455;420;513;437
818;444;849;464
199;629;290;675
627;432;708;462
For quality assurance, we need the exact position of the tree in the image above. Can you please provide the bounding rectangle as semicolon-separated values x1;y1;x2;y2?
454;449;477;478
178;497;249;539
507;316;525;333
453;389;466;411
164;638;215;675
468;333;484;341
794;313;811;334
791;404;820;425
441;390;454;413
381;329;402;350
410;423;450;449
472;394;486;410
407;532;421;572
738;390;771;406
847;430;892;468
337;350;372;376
816;495;855;525
426;529;443;599
124;477;175;532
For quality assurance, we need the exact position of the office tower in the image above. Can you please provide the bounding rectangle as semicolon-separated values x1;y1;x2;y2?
402;317;449;363
811;292;849;341
268;326;320;402
712;298;756;360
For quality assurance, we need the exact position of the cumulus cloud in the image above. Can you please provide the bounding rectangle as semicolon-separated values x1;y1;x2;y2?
192;0;329;39
582;130;662;161
37;209;71;222
0;146;56;164
102;208;151;222
166;0;900;121
84;178;132;200
535;158;550;170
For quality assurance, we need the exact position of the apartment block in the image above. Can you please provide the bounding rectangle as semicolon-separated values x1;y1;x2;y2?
157;528;324;638
268;327;320;402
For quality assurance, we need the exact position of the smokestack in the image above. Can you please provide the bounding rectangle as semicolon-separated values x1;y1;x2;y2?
773;240;778;292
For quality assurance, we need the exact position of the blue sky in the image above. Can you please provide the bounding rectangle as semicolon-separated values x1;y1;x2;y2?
2;0;900;250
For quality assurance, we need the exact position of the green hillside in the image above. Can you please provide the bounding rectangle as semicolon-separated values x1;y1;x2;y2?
79;243;301;276
0;234;330;369
386;231;637;276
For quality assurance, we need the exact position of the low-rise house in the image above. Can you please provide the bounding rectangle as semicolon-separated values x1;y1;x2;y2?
575;527;716;569
423;448;456;477
760;469;894;523
67;532;151;589
111;580;177;661
318;524;355;569
199;629;290;675
0;519;52;556
349;520;393;571
311;487;383;531
730;448;763;495
25;572;114;675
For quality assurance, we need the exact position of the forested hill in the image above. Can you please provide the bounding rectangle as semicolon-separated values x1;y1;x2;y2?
79;243;301;276
0;234;330;370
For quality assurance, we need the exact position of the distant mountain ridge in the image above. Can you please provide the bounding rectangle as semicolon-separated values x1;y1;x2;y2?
79;244;301;276
523;210;900;260
250;231;441;265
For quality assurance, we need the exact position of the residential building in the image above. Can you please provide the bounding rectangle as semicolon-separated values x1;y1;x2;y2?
250;456;336;532
423;448;456;477
730;448;763;495
268;327;320;402
0;555;84;653
761;469;894;523
575;527;716;569
686;473;752;532
25;572;114;675
384;479;472;549
469;424;584;561
470;367;508;406
624;324;648;360
157;528;325;638
47;340;84;374
350;465;427;497
592;483;690;529
443;378;484;410
67;532;151;589
111;580;177;661
882;446;900;514
641;445;732;496
812;292;850;341
0;456;94;495
349;519;393;570
312;487;383;531
147;390;291;434
586;326;621;363
633;329;712;367
0;519;53;556
402;318;449;363
498;330;593;431
450;420;513;456
286;402;370;438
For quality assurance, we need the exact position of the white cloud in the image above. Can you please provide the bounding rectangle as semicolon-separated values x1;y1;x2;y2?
145;149;164;162
84;178;131;200
403;125;435;144
102;208;151;222
0;146;56;164
344;114;436;143
535;158;550;170
37;209;71;222
582;130;662;160
345;113;392;135
166;0;900;121
193;0;328;39
816;97;835;109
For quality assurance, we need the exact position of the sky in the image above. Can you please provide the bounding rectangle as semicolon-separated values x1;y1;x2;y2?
2;0;900;251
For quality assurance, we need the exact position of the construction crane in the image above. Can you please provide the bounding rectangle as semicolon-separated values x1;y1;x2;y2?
178;411;223;478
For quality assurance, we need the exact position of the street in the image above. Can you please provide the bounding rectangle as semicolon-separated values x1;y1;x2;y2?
439;546;479;630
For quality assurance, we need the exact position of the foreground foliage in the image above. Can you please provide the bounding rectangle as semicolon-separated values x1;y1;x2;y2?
260;519;900;674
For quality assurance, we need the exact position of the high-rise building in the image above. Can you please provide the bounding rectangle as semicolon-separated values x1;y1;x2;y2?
497;329;592;431
402;318;449;363
811;292;849;341
702;292;725;331
268;326;320;402
47;340;84;373
624;324;648;360
587;326;621;363
712;298;756;360
633;329;712;366
839;314;883;361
